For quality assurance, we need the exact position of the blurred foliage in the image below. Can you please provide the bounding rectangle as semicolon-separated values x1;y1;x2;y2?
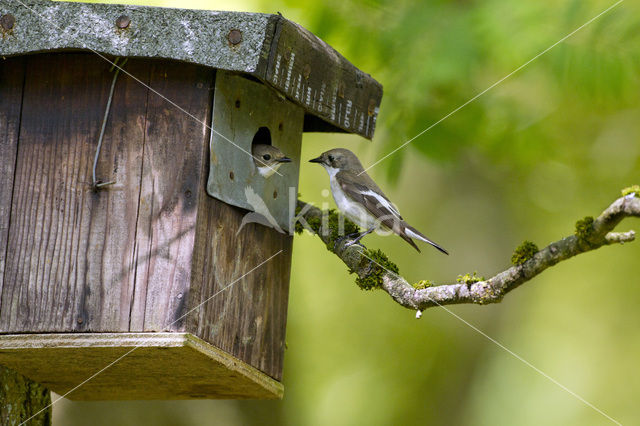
56;0;640;425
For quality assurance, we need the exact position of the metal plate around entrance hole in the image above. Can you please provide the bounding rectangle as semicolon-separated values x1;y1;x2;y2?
207;70;304;232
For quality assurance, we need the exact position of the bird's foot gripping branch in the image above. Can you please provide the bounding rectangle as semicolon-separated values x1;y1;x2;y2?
295;187;640;317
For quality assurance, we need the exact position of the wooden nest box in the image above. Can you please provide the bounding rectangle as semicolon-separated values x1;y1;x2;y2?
0;1;381;400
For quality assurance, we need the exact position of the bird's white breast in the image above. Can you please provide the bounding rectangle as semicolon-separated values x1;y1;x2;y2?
257;163;281;178
324;166;378;230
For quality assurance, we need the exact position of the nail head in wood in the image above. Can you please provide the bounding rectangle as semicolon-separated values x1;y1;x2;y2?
0;13;15;31
115;15;130;29
227;29;242;45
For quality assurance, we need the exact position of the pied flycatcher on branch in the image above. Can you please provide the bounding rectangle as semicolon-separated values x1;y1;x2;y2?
252;144;292;178
309;148;448;254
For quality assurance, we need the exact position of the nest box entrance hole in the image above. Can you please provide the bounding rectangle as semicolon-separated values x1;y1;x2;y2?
252;126;272;146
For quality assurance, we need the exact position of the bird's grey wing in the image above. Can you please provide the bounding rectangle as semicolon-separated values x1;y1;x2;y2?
337;172;448;254
337;171;404;228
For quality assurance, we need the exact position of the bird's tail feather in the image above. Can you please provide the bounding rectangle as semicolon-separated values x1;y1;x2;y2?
404;225;449;255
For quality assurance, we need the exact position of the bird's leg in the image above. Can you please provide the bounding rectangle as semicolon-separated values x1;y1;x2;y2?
334;231;360;251
334;228;368;251
344;227;376;248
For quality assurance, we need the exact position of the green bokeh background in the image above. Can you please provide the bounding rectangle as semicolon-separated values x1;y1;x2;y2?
54;0;639;424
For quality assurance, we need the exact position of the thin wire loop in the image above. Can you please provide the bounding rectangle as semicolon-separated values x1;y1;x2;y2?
92;57;128;189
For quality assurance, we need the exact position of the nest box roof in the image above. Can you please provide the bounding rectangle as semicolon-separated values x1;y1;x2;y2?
0;0;383;139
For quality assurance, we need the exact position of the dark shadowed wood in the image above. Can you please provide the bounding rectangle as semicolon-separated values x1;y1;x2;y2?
130;62;214;332
0;57;52;426
0;57;24;308
1;54;112;331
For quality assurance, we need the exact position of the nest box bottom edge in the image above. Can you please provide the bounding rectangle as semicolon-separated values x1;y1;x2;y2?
0;332;283;401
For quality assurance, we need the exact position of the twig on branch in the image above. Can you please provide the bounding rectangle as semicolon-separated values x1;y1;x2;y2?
295;188;640;316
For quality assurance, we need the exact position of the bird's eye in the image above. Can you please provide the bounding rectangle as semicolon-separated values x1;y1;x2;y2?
263;154;271;161
327;154;334;162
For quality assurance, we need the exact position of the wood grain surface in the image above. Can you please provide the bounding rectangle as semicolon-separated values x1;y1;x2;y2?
0;57;25;310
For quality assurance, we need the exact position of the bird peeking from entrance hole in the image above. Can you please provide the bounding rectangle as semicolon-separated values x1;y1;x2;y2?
309;148;448;254
252;144;292;178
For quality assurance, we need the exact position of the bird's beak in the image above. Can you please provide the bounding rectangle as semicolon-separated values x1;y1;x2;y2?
278;157;292;163
309;156;323;164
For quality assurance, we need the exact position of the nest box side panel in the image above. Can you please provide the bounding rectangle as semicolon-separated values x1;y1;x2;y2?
189;185;294;381
0;53;152;332
189;81;301;380
128;61;215;332
0;57;25;301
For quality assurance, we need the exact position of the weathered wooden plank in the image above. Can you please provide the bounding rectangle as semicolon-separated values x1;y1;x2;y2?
1;53;107;332
0;333;283;400
129;61;215;332
197;71;299;380
260;17;383;139
190;177;293;380
80;58;151;331
0;57;24;310
0;53;149;332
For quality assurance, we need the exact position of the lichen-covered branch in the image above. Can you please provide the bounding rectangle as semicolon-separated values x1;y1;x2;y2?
295;187;640;315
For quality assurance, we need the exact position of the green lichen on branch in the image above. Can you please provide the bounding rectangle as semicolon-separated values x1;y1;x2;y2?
621;185;640;198
294;205;318;234
413;279;434;290
294;206;360;250
324;210;360;248
457;272;484;285
511;240;539;266
575;216;595;243
355;248;399;291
